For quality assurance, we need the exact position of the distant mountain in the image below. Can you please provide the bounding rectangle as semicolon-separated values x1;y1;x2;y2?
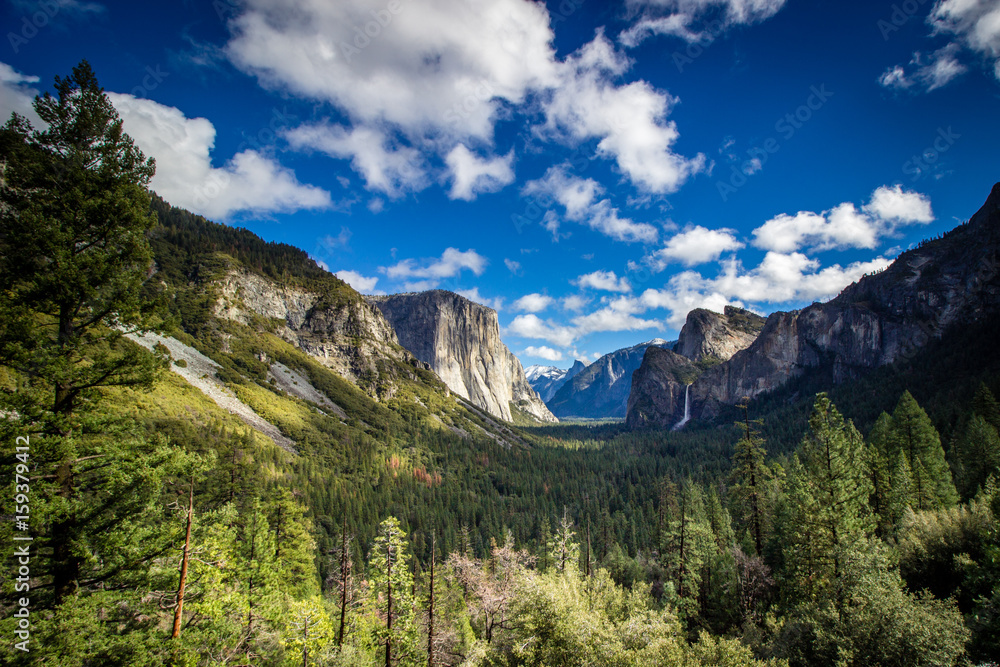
627;182;1000;430
525;359;588;403
547;339;673;419
368;291;557;423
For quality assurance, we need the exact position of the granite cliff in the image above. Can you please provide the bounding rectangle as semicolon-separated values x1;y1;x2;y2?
627;182;1000;429
368;291;557;423
213;269;427;400
674;306;765;362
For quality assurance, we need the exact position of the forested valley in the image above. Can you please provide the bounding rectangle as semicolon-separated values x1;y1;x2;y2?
1;63;999;667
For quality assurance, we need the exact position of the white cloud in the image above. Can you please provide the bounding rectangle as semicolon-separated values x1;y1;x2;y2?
383;248;488;287
570;296;660;335
864;184;934;223
752;186;933;253
108;93;331;219
620;0;788;47
542;32;706;194
507;314;577;346
929;0;1000;81
879;44;968;92
523;166;659;243
336;269;379;293
225;0;557;142
653;225;744;268
445;144;515;201
0;62;42;128
575;270;632;292
513;293;556;312
504;258;522;274
562;294;589;311
457;287;503;311
523;345;564;361
283;123;425;197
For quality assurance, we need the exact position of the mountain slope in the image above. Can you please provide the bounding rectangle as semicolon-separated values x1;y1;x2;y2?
368;291;557;423
548;339;673;419
626;182;1000;429
526;360;588;403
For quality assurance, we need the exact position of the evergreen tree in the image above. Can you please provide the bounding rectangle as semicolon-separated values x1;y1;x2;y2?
731;403;772;555
0;60;169;607
369;516;418;667
887;391;958;509
781;393;873;603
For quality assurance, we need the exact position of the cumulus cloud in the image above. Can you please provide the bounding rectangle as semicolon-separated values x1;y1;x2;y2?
522;345;564;361
929;0;1000;81
620;0;789;47
457;287;503;311
523;166;659;242
652;225;744;268
108;93;331;220
575;270;632;292
225;0;557;142
283;123;425;197
0;63;42;127
513;293;556;312
562;294;589;311
382;248;488;289
507;314;577;347
336;269;380;293
752;185;933;253
542;32;705;194
445;145;515;201
878;44;967;92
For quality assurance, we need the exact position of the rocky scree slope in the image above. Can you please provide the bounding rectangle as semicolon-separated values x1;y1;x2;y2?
368;291;557;423
627;182;1000;429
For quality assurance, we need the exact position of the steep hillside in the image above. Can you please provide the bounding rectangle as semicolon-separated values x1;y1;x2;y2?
368;291;557;423
548;339;672;419
526;360;588;402
626;182;1000;429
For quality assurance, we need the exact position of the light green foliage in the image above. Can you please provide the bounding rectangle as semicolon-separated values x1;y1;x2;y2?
769;539;969;667
367;516;420;666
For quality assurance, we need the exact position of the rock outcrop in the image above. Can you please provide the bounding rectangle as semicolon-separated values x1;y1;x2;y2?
214;270;423;399
526;360;588;403
548;339;673;419
626;182;1000;428
674;306;765;361
625;346;698;429
368;291;557;423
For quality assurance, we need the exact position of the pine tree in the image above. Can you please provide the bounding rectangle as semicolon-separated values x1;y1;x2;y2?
887;391;958;509
781;393;873;603
731;402;772;556
369;517;417;667
0;60;169;607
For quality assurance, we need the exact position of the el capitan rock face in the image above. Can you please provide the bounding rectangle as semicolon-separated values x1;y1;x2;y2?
368;291;557;423
674;306;765;362
627;182;1000;429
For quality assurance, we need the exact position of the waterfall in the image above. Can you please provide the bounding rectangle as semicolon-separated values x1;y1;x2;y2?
672;384;691;431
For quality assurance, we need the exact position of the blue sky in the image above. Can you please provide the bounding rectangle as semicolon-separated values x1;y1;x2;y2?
2;0;998;368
